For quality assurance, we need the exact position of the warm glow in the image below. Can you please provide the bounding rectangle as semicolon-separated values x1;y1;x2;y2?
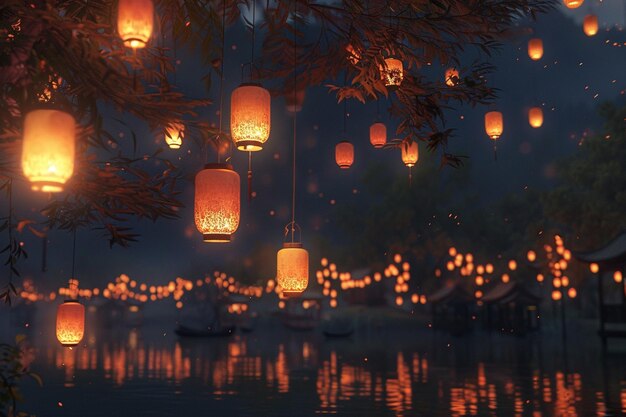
614;271;623;283
501;273;510;283
589;263;599;273
528;38;544;60
564;0;584;8
449;247;457;257
117;0;154;49
56;300;85;346
369;122;387;149
552;290;562;301
508;260;517;271
484;111;503;140
401;141;419;167
528;107;543;128
194;164;240;242
485;264;494;274
277;243;309;297
527;250;537;262
583;14;598;36
445;68;459;87
395;296;403;306
381;58;403;89
335;141;354;169
537;273;544;282
165;122;184;149
568;288;577;298
230;83;271;151
475;276;484;286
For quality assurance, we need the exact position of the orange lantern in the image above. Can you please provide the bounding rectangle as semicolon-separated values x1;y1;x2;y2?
117;0;154;49
277;243;309;297
564;0;584;8
335;141;354;169
551;290;562;301
583;14;598;36
401;141;419;167
369;122;387;149
56;300;85;347
22;109;75;192
528;38;544;61
527;250;537;262
614;271;623;283
230;83;271;151
164;122;184;149
589;263;599;273
194;163;240;242
484;111;503;140
381;58;403;89
528;107;543;128
445;68;459;87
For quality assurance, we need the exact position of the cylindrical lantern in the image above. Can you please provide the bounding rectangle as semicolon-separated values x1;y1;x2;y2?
528;107;543;128
194;163;240;242
230;83;271;151
277;242;309;297
381;58;403;89
528;38;543;61
56;300;85;347
485;111;503;140
445;68;459;87
583;14;598;36
564;0;584;8
401;141;419;167
335;141;354;169
369;123;387;149
117;0;154;49
22;109;76;192
164;122;184;149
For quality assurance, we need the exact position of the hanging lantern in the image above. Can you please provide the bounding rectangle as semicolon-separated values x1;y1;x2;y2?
56;300;85;347
194;163;240;242
117;0;154;49
22;108;76;193
484;111;503;140
401;141;419;167
230;83;271;152
380;58;403;89
277;242;309;297
164;122;184;149
369;123;387;149
527;38;543;61
528;107;543;128
583;14;598;36
286;88;306;113
563;0;584;8
335;141;354;169
445;68;459;87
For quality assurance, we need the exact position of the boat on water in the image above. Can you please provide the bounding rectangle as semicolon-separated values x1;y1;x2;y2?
280;292;323;331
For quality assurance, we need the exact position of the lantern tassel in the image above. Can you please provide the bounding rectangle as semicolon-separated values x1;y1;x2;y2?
493;141;498;162
247;151;253;204
408;167;412;187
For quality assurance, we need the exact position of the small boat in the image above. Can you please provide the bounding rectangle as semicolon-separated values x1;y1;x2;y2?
174;324;235;338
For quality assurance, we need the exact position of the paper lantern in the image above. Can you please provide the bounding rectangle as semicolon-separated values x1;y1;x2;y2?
445;68;459;87
194;163;240;242
56;300;85;347
335;141;354;169
369;122;386;149
528;38;543;61
528;107;543;128
564;0;584;8
230;83;271;151
583;14;598;36
164;122;184;149
381;58;403;89
117;0;154;49
277;243;309;297
589;263;599;273
484;111;503;140
401;141;419;167
22;109;75;192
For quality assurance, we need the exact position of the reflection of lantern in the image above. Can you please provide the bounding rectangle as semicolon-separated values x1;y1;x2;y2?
335;141;354;169
401;141;419;167
381;58;403;89
22;109;75;193
230;83;271;151
194;164;240;242
445;68;459;86
564;0;584;8
56;300;85;347
528;38;543;60
583;14;598;36
369;123;386;149
485;111;503;140
164;122;184;149
528;107;543;128
277;243;309;297
117;0;154;49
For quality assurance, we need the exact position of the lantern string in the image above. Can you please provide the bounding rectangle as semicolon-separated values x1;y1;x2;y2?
216;0;226;164
71;227;77;280
248;151;252;204
290;1;298;242
7;178;13;285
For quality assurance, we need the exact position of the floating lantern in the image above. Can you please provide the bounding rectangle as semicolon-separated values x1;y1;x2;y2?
117;0;154;49
194;164;240;242
335;141;354;169
277;242;309;297
615;271;623;283
528;107;543;128
381;58;403;89
369;122;386;149
230;83;271;151
484;111;503;140
528;38;543;61
564;0;584;8
22;109;76;192
445;68;459;87
164;122;184;149
56;300;85;347
401;141;419;167
583;14;598;36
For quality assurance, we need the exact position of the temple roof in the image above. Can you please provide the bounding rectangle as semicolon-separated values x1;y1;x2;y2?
574;232;626;266
429;281;473;304
481;282;541;304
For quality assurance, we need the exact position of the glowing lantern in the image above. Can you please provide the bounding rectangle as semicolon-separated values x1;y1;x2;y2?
445;68;459;87
568;288;577;298
583;14;598;36
401;141;419;167
551;290;562;301
369;123;387;149
164;122;184;149
564;0;584;8
508;260;517;271
528;38;543;61
194;164;240;242
381;58;403;89
589;263;599;273
56;300;85;346
230;83;271;151
501;273;510;283
528;107;543;128
536;273;544;282
484;111;503;140
277;243;309;297
335;141;354;169
22;109;75;192
117;0;154;49
527;250;537;262
614;271;623;283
